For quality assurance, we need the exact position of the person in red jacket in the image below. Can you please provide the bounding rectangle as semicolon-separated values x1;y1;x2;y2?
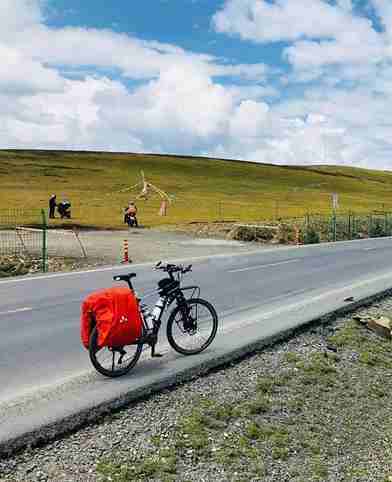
124;201;138;227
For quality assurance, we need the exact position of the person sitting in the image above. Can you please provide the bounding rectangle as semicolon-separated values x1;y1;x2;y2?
57;199;71;219
124;201;138;227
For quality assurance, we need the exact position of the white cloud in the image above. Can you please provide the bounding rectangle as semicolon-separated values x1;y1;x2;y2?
213;0;387;71
372;0;392;41
337;0;353;12
213;0;364;43
229;100;269;138
1;0;392;170
0;44;65;95
0;0;43;35
1;3;267;84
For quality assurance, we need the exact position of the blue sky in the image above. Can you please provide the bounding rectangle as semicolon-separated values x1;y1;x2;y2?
45;0;285;84
47;0;284;65
2;0;392;169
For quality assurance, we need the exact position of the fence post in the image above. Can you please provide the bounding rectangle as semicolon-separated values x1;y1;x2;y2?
217;201;222;221
348;212;352;240
294;224;300;246
41;209;48;273
305;213;310;242
384;211;387;235
332;210;337;242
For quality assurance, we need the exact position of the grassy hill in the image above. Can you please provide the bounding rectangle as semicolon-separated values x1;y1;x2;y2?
1;149;392;228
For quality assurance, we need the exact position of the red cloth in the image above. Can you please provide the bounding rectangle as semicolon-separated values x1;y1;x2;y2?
81;287;143;349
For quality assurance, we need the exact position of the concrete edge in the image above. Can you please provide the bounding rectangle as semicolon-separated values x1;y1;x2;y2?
1;286;391;459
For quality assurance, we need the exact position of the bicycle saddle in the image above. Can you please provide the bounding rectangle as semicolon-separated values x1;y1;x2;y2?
113;273;136;281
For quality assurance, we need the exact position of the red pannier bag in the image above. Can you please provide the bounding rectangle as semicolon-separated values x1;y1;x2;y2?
81;287;143;349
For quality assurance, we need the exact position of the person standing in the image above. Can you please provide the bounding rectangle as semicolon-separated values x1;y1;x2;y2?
49;194;57;219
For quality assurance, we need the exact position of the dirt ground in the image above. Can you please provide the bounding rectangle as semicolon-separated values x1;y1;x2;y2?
54;226;273;267
0;223;281;275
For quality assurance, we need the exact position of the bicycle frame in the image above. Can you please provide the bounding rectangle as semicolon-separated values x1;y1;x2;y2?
138;284;200;357
112;265;200;356
166;285;200;308
141;285;200;327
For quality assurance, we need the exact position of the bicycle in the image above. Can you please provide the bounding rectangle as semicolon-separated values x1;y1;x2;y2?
89;262;218;377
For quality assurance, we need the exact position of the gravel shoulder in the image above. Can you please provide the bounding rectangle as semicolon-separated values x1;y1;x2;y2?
42;227;278;269
2;295;392;481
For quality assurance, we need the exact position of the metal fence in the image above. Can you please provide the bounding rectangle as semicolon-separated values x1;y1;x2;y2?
301;211;392;243
0;209;89;274
0;209;48;272
1;207;392;276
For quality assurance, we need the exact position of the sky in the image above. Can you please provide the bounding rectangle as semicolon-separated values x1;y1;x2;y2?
2;0;392;169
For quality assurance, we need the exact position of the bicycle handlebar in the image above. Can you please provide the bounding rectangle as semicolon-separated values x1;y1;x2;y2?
155;261;192;274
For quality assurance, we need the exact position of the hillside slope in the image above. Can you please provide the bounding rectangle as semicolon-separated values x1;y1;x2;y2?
1;150;391;227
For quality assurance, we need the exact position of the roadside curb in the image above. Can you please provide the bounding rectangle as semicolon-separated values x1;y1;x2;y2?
1;285;391;460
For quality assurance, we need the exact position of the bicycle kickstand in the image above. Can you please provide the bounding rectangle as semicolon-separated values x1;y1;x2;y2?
151;342;164;358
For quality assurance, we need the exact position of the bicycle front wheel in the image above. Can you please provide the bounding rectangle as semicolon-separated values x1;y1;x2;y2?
167;298;218;355
89;326;144;378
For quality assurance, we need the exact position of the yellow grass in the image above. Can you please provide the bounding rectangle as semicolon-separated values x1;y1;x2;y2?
1;149;392;228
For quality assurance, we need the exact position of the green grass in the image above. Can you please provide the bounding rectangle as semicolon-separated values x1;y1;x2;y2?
2;149;392;228
97;447;177;481
329;320;392;369
96;323;392;481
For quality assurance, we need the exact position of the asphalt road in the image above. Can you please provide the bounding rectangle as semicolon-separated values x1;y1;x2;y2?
1;237;392;452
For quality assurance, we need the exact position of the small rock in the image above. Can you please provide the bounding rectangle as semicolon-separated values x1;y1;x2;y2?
326;344;338;353
353;315;369;325
367;316;392;339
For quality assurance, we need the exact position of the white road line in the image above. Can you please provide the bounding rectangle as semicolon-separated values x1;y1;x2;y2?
264;287;309;303
221;269;392;335
228;259;299;273
0;250;265;285
0;236;388;287
0;265;135;285
0;307;32;316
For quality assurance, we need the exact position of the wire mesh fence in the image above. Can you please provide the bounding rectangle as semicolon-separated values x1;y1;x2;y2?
45;228;87;259
301;211;392;243
0;209;45;258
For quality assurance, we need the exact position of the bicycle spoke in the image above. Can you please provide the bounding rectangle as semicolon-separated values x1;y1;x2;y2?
89;327;143;377
168;299;218;355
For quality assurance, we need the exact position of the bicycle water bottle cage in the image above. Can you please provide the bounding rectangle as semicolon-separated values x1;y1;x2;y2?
158;278;179;296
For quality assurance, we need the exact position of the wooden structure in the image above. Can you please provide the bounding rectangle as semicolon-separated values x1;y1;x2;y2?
121;171;173;216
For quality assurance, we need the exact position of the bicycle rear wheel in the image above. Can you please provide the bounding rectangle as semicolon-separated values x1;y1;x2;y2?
167;298;218;355
89;326;144;378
